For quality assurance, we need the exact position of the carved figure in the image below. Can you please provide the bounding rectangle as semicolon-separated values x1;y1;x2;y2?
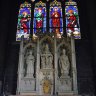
59;49;70;76
25;50;35;77
44;44;50;54
41;44;53;69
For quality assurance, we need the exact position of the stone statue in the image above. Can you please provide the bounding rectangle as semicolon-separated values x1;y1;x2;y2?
59;49;70;77
44;44;50;54
41;44;53;69
25;50;35;77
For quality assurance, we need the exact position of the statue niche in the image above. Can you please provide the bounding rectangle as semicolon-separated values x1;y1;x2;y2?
59;49;70;77
41;44;53;69
25;49;35;78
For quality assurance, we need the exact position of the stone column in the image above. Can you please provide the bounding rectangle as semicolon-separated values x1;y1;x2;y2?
17;36;24;94
36;39;40;94
54;38;58;94
71;37;78;94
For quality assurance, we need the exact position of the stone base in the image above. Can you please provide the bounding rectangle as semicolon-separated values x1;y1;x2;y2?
18;92;36;95
58;92;78;96
57;77;72;92
10;94;81;96
9;95;81;96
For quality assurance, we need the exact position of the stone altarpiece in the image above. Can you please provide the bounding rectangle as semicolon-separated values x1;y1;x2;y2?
17;35;78;95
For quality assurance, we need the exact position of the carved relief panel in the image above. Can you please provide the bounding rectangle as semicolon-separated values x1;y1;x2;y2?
39;36;54;69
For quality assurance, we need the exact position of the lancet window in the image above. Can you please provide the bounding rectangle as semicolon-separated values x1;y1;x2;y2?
16;0;81;41
33;1;46;37
65;0;81;39
16;2;31;41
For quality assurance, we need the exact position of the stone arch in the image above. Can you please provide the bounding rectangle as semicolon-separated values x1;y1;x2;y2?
39;35;54;54
23;43;36;54
57;38;71;62
40;35;54;44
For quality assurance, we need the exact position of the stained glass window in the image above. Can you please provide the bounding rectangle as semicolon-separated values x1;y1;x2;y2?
16;0;81;40
33;1;46;37
65;0;81;39
50;0;63;38
16;2;31;41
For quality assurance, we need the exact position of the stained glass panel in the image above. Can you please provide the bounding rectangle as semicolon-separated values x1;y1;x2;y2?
33;1;46;37
50;0;63;38
65;1;81;39
16;2;31;41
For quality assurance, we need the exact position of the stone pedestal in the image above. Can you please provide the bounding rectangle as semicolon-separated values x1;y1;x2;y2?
57;76;72;92
20;78;36;94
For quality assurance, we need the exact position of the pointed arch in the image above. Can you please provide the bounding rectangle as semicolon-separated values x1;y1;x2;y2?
65;0;81;39
40;35;54;44
39;35;54;54
23;43;36;54
33;1;46;37
16;1;31;41
49;0;63;38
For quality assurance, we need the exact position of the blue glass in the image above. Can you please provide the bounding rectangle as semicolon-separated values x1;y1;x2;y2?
19;7;31;17
65;6;78;16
